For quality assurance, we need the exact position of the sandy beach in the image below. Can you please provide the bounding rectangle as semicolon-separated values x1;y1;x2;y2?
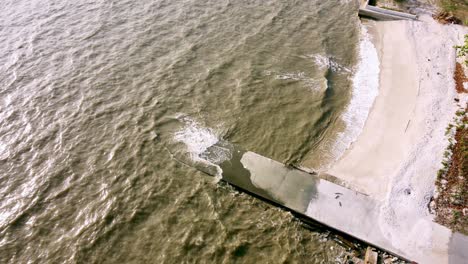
326;16;468;262
329;16;467;201
328;20;419;200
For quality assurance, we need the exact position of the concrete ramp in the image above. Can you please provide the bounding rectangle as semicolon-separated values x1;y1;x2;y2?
198;141;468;263
359;0;418;21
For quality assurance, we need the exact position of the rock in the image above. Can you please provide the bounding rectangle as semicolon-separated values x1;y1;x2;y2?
433;12;462;25
429;201;436;213
383;257;393;264
351;256;364;264
364;247;378;264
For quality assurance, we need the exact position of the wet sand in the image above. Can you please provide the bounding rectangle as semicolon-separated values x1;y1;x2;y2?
328;20;419;201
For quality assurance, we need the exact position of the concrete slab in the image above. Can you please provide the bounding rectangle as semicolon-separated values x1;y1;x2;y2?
198;142;468;263
365;247;378;264
358;0;417;21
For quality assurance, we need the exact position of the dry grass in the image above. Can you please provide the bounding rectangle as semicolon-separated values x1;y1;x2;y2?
433;11;463;24
438;0;468;25
434;106;467;235
454;62;468;93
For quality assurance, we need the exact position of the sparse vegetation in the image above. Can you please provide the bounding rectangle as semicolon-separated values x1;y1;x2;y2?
438;0;468;25
434;105;467;235
433;37;468;235
455;35;468;65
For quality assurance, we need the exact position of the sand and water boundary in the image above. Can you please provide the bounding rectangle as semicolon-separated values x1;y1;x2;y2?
325;14;468;263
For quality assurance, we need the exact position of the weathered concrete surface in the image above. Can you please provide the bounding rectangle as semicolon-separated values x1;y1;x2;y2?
358;0;417;21
199;142;468;263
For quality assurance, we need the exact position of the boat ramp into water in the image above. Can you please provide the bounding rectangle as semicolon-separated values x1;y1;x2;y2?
195;141;468;263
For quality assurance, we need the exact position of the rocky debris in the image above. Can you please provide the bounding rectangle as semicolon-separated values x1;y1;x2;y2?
364;247;378;264
341;247;409;264
433;11;462;24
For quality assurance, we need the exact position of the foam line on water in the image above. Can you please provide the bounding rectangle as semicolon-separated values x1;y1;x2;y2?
173;115;230;179
173;116;219;159
274;71;326;92
329;24;380;167
311;54;352;73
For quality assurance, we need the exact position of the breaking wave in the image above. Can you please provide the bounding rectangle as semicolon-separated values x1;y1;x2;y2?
311;54;352;73
173;115;231;179
329;25;380;167
173;116;219;161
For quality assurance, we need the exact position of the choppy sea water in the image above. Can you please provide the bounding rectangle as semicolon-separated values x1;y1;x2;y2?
0;0;379;263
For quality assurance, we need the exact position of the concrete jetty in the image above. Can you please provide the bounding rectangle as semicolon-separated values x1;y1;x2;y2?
197;141;468;263
359;0;418;21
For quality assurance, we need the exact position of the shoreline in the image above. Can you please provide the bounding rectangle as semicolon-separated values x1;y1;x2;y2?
320;23;380;176
328;16;466;200
327;19;421;200
325;15;468;262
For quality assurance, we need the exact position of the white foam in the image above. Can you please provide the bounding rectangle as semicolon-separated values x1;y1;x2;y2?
311;54;352;73
173;116;219;160
329;25;380;167
200;144;232;165
275;71;306;80
274;71;325;92
173;116;229;180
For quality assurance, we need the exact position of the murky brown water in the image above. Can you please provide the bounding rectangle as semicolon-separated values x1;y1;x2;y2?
0;0;367;263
